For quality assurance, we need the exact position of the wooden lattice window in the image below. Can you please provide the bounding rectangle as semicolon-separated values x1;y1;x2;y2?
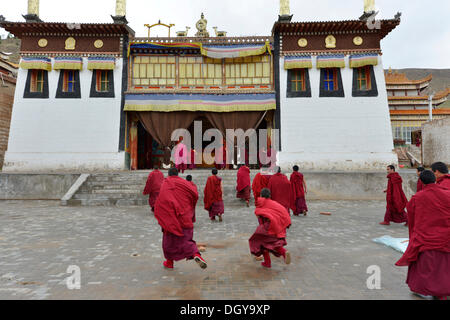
96;70;109;92
63;70;76;93
132;55;176;87
291;69;306;92
225;55;271;86
30;70;45;93
356;66;372;91
323;68;338;91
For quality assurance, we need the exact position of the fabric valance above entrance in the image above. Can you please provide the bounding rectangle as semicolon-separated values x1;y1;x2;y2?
128;42;272;59
124;94;276;112
19;57;52;71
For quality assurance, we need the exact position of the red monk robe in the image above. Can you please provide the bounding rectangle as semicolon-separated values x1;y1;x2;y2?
142;169;164;212
268;172;292;213
437;174;450;190
204;175;225;221
382;172;408;225
249;197;292;268
236;165;251;206
154;175;206;269
290;171;308;216
416;179;424;193
252;173;271;204
396;184;450;298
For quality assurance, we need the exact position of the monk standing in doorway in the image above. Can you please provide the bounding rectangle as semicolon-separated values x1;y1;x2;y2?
268;167;292;213
142;166;164;212
396;170;450;300
290;165;308;216
249;188;292;269
236;164;251;207
204;169;225;222
154;168;207;270
432;162;450;190
174;137;188;174
380;165;408;226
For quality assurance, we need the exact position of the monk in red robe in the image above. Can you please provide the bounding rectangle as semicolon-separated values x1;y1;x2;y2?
268;167;292;213
142;166;164;212
432;162;450;190
215;139;227;170
236;164;251;207
380;165;408;226
396;170;450;300
154;168;207;270
290;165;308;216
249;188;292;268
204;169;225;222
186;175;198;223
416;167;425;193
252;169;271;204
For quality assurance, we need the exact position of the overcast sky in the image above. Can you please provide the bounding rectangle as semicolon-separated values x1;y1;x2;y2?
1;0;449;68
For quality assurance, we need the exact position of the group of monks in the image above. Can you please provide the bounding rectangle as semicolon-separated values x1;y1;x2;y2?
380;161;450;300
143;164;308;270
143;160;450;299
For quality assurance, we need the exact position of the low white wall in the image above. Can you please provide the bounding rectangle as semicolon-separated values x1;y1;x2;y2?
422;118;450;166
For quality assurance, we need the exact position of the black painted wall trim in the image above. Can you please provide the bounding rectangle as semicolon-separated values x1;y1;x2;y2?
319;68;345;98
23;70;49;99
118;34;129;152
286;69;312;98
273;31;282;151
352;65;378;97
89;70;115;98
55;70;81;99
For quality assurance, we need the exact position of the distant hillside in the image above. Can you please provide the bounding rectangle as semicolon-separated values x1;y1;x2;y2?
0;37;21;64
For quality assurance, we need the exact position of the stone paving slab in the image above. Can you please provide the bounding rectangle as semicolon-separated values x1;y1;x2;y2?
0;200;418;300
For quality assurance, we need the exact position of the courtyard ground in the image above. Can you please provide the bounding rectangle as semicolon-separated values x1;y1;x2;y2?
0;200;418;300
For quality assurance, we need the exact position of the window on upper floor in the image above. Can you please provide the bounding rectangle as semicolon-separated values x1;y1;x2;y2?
319;68;344;97
56;70;81;98
90;69;115;98
24;69;49;99
286;68;311;98
352;65;378;97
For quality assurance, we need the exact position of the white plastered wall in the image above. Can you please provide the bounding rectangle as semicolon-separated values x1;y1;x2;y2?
3;58;125;172
277;55;398;171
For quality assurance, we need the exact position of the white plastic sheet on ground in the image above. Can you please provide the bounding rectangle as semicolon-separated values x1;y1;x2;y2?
373;235;409;253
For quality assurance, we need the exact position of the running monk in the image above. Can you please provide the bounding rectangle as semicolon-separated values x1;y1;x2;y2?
154;168;207;270
249;188;292;269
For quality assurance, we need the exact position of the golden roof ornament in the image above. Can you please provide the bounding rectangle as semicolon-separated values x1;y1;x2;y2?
115;0;126;17
195;13;210;37
280;0;290;16
364;0;376;13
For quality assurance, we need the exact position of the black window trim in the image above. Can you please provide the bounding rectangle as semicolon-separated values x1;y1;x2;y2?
90;69;115;98
352;65;378;97
319;67;345;98
24;69;49;99
55;69;81;99
286;68;312;98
